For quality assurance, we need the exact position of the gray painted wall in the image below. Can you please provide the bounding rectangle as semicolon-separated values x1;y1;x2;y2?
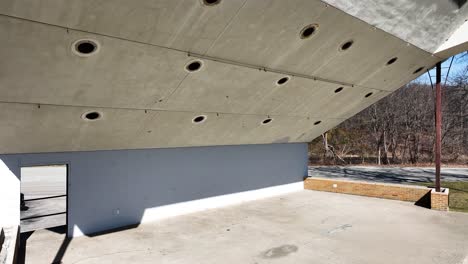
1;143;307;236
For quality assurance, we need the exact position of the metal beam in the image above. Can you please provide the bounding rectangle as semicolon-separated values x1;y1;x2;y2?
435;62;442;192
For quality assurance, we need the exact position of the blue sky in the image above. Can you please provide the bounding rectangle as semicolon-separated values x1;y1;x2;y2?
415;52;467;85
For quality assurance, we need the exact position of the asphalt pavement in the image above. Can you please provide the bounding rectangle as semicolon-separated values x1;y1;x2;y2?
308;166;468;184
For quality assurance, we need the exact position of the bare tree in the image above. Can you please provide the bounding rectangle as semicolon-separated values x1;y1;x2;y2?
308;59;468;165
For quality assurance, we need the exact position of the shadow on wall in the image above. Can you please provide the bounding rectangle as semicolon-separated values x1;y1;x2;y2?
1;143;308;238
414;191;432;209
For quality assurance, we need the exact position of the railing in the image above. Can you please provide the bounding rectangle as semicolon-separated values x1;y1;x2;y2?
24;194;66;202
21;194;67;221
21;212;66;221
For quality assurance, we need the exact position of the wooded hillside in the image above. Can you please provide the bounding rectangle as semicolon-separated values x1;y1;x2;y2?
309;61;468;165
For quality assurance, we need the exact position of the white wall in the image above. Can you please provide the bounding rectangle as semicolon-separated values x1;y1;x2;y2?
1;143;308;237
0;158;20;227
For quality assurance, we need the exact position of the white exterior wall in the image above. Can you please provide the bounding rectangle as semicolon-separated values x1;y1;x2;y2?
0;158;20;227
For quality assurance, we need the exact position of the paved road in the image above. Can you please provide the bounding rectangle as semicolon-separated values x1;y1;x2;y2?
308;166;468;184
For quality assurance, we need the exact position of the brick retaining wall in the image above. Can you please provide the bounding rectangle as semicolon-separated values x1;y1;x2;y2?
304;177;449;211
430;188;449;211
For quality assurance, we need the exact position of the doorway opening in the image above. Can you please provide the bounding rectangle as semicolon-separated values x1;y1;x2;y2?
20;165;68;233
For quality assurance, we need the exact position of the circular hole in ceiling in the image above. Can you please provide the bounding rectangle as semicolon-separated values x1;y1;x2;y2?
185;60;203;72
276;76;290;85
203;0;221;6
300;24;318;39
340;40;354;51
314;121;321;125
334;87;344;93
82;111;102;121
72;39;99;57
386;57;398;65
413;67;424;74
365;92;373;98
262;118;273;125
192;115;206;123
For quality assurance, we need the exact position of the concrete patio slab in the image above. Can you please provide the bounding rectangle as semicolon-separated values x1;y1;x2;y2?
20;190;468;264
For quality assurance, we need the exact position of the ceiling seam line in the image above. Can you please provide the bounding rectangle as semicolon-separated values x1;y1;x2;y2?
203;0;249;56
0;13;388;92
0;13;190;54
187;53;389;92
0;100;346;120
158;71;189;106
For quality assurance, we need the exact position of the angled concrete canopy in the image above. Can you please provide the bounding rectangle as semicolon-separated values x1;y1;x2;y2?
0;0;467;153
1;0;468;240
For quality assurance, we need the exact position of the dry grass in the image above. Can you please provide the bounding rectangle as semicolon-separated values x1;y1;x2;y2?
416;181;468;213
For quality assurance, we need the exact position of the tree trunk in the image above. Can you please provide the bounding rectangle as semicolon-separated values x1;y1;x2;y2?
322;132;332;159
383;130;390;164
378;147;381;165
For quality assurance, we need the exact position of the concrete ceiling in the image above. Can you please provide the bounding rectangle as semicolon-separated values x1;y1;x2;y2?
321;0;468;53
0;0;465;154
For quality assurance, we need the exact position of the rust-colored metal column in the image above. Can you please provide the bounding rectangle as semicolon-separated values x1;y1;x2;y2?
435;62;442;192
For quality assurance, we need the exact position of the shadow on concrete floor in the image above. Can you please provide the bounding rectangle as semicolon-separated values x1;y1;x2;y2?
87;223;140;237
18;225;71;264
17;231;34;264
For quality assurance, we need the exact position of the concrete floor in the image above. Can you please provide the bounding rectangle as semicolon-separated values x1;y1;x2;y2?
309;166;468;184
21;190;468;264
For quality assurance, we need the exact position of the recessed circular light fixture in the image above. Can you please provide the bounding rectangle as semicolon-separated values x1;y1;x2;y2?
413;67;424;74
340;40;354;51
262;118;273;125
202;0;221;6
276;76;290;85
72;39;100;57
314;121;321;125
365;92;373;98
386;57;398;65
300;24;319;39
81;111;102;121
334;87;344;93
192;115;206;124
185;60;203;73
